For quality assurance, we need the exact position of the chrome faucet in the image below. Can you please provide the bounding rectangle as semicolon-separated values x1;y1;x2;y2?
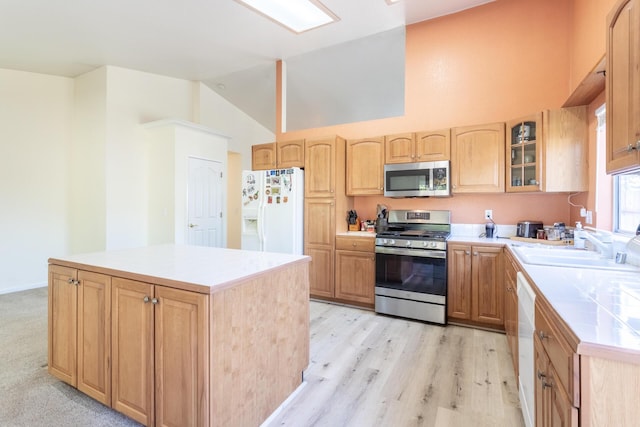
580;227;614;258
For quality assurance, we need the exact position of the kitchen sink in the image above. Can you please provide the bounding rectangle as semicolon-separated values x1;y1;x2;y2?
511;245;640;272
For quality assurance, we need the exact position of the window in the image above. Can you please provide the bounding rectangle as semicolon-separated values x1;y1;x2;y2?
615;172;640;234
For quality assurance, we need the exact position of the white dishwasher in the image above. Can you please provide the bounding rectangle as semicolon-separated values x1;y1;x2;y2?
517;272;535;427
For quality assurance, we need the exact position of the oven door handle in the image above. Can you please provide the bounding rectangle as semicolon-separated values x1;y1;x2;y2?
375;246;446;259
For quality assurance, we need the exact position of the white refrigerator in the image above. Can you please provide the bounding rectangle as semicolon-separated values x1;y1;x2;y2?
241;167;304;255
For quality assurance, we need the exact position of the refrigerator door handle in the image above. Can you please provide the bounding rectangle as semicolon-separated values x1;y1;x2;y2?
257;194;266;251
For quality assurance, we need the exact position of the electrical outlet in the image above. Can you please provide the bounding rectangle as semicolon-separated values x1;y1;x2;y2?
484;209;493;220
580;208;587;217
586;210;593;224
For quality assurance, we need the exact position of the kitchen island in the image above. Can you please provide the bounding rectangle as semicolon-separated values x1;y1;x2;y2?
48;244;310;427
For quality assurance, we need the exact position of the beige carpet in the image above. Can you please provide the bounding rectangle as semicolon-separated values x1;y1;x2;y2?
0;287;140;427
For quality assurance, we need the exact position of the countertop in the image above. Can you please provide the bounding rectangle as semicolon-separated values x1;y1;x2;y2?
452;235;640;361
49;244;310;294
336;231;377;237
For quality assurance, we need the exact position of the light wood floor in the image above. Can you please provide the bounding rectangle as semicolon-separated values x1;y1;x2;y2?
268;301;524;427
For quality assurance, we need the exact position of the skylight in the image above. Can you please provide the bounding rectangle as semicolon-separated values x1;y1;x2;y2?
236;0;339;34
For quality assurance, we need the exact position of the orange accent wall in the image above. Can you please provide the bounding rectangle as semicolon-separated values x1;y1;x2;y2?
569;0;618;94
276;0;611;226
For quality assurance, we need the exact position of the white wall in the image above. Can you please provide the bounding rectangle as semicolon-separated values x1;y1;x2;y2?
0;65;274;294
0;69;74;294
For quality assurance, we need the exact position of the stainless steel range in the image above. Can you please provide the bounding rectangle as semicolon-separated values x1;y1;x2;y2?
375;209;450;324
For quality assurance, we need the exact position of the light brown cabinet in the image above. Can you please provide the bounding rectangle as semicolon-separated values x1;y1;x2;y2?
534;299;579;427
447;243;504;328
277;139;305;168
48;265;111;406
305;198;336;298
607;0;640;174
506;108;588;193
385;130;451;164
451;123;505;193
504;250;519;378
252;140;304;170
111;277;208;426
304;136;353;300
335;236;375;306
251;142;276;170
346;136;384;195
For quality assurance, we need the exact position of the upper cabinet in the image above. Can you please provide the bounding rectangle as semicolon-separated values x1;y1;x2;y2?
385;130;450;164
251;143;276;171
346;137;385;195
506;114;542;192
451;122;505;193
305;136;340;198
252;140;305;170
276;139;305;168
607;0;640;174
506;107;587;193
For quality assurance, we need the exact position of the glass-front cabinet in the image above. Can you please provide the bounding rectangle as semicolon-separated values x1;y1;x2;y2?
507;113;542;192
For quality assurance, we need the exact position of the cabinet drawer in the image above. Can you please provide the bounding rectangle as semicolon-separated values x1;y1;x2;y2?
335;236;375;252
535;302;579;406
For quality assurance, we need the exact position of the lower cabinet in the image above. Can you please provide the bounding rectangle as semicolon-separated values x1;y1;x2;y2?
305;198;336;299
335;236;375;306
48;265;111;405
49;265;208;427
111;277;209;427
534;300;579;427
447;243;504;328
504;250;519;377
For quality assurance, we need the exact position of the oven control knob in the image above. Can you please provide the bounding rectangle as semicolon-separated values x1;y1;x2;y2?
405;240;412;246
422;241;428;247
388;239;395;245
430;242;437;248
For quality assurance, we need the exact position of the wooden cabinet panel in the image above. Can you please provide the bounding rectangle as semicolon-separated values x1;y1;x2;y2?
385;133;415;164
48;266;111;406
112;277;208;427
305;198;336;298
277;139;305;168
154;286;209;427
305;138;336;198
77;270;111;405
452;123;505;193
306;246;335;298
335;236;375;306
447;243;504;328
251;143;276;171
506;114;542;192
335;250;375;305
111;277;155;426
504;250;519;378
534;334;578;427
447;244;472;320
472;246;504;326
542;107;588;192
415;129;451;161
607;0;640;174
346;137;384;195
48;265;78;386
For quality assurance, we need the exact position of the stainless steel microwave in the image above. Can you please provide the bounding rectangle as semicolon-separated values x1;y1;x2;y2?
384;161;451;197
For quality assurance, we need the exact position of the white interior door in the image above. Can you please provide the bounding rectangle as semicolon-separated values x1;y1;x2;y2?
187;157;223;247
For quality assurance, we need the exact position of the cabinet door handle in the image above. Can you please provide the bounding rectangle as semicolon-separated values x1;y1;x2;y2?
143;295;150;303
67;278;74;284
537;370;546;380
465;251;470;255
539;331;549;340
151;298;159;305
73;279;79;286
542;381;552;389
473;252;478;256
